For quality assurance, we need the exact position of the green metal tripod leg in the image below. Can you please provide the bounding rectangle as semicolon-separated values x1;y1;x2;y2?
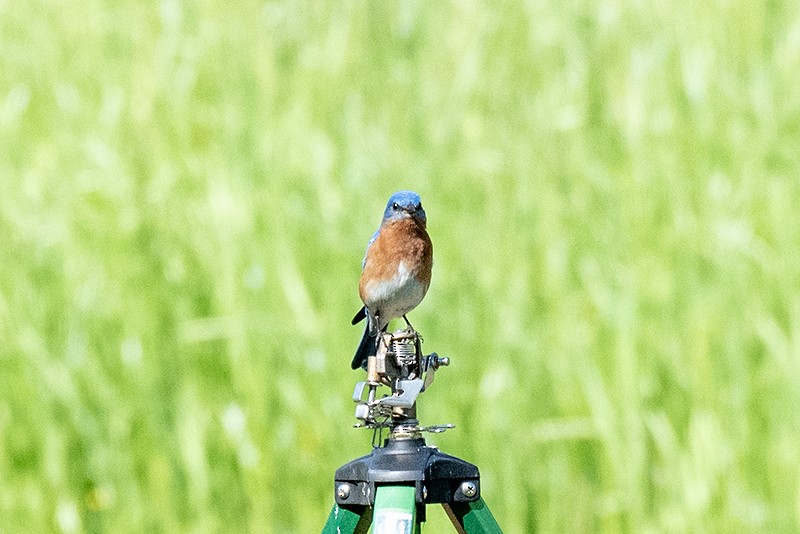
443;498;503;533
321;503;371;534
323;494;502;533
322;486;421;534
372;485;420;534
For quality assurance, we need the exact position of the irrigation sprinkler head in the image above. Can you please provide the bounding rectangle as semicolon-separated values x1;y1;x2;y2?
351;328;452;438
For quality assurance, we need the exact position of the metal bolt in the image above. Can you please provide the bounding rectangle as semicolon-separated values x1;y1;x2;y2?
429;353;450;370
460;481;477;498
337;483;351;500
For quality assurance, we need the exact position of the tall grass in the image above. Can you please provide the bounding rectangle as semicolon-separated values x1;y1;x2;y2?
2;0;800;532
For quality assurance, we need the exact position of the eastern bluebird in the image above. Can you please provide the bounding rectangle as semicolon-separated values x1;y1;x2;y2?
351;190;433;370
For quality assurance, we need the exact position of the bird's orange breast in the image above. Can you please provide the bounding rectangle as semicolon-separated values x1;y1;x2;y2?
359;217;433;303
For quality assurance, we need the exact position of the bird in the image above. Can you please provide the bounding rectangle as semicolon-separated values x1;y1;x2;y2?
351;190;433;370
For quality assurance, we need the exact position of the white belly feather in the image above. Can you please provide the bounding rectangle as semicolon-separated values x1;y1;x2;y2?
363;260;426;328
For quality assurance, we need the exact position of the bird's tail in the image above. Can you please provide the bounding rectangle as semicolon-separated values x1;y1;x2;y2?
351;323;378;370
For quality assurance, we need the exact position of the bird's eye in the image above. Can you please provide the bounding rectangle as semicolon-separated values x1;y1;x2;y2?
392;202;400;210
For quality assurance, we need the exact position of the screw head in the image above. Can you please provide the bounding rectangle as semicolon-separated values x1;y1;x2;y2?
460;481;477;498
337;483;351;500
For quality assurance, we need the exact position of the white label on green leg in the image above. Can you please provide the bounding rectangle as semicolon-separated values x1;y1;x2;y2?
373;511;413;534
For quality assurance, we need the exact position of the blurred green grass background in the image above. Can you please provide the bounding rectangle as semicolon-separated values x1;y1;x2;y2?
2;0;800;532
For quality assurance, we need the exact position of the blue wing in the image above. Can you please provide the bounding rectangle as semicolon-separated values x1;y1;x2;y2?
352;228;380;327
362;228;380;269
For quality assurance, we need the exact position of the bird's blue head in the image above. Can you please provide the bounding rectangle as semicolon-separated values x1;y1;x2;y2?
382;190;426;224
